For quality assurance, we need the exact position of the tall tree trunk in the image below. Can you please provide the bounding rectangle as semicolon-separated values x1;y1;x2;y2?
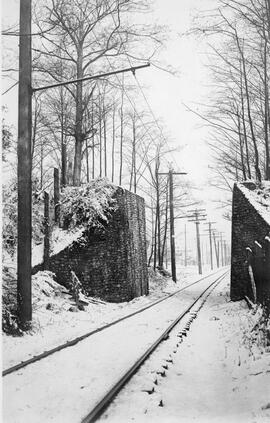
237;112;246;180
237;36;261;182
91;100;95;180
119;89;124;185
111;107;115;182
148;202;155;266
86;138;89;182
240;58;251;179
263;35;270;179
103;100;107;177
160;180;169;267
153;204;158;271
60;91;67;188
40;141;43;190
73;45;83;186
133;116;137;193
155;158;161;268
99;94;102;177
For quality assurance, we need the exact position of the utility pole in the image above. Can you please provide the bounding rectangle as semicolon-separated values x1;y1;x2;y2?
188;209;207;275
158;169;187;282
220;232;224;266
169;170;176;281
212;230;220;268
54;168;60;223
184;224;187;267
16;19;150;327
204;221;216;271
17;0;32;326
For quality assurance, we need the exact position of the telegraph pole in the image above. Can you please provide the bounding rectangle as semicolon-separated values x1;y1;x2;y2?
158;169;187;282
220;232;224;266
184;224;187;267
169;170;176;281
17;0;32;326
16;7;150;328
188;209;207;275
204;221;216;271
212;230;220;268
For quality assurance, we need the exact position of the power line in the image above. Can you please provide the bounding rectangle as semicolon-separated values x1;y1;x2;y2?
133;73;179;170
103;0;179;170
2;81;19;95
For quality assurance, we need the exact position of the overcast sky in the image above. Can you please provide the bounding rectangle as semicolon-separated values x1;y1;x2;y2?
2;0;231;252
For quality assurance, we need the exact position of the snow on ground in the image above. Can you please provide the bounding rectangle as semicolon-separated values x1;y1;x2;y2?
2;264;203;370
99;275;270;423
2;271;225;423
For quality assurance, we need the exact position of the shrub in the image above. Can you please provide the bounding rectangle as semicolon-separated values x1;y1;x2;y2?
2;177;44;256
60;178;117;230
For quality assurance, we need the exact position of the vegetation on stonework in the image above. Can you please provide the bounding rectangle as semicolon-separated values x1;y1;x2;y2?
60;178;118;230
2;177;45;256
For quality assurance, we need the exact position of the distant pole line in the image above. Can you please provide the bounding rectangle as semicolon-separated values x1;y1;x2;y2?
203;221;217;271
188;209;207;275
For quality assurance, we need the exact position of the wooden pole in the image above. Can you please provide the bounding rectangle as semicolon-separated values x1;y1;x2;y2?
184;224;187;267
43;191;50;269
213;232;220;268
195;217;202;275
54;168;60;223
169;170;177;282
17;0;32;326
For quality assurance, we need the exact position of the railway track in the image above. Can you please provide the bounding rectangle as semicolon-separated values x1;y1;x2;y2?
3;268;229;423
3;267;227;377
82;269;229;423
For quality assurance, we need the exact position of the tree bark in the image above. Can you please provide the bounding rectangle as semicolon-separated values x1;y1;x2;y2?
73;44;83;186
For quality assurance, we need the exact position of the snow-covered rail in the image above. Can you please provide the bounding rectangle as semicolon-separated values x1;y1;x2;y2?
2;268;227;377
82;269;229;423
3;268;229;423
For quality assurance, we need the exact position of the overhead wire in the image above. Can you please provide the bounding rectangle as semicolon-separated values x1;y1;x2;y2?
103;0;180;171
2;81;19;96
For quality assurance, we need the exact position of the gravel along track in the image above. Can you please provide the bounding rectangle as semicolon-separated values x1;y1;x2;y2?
3;270;228;423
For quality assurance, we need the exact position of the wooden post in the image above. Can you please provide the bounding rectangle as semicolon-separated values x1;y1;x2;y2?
54;168;60;223
195;218;202;275
184;224;187;267
17;0;32;326
209;223;213;270
213;232;220;268
169;170;176;282
43;191;50;269
220;233;224;266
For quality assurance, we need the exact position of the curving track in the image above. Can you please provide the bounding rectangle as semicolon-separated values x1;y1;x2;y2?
82;269;229;423
3;268;229;423
3;268;227;377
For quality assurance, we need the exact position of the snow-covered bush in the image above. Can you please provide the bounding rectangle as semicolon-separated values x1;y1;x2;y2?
2;177;45;256
2;266;23;335
60;178;117;230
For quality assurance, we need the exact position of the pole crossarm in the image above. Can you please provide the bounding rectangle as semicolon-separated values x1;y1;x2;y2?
32;63;150;92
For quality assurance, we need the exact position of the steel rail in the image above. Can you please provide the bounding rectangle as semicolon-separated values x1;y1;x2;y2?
82;269;229;423
3;267;228;377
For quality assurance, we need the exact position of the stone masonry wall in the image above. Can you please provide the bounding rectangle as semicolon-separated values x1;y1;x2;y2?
230;183;270;301
33;188;149;302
